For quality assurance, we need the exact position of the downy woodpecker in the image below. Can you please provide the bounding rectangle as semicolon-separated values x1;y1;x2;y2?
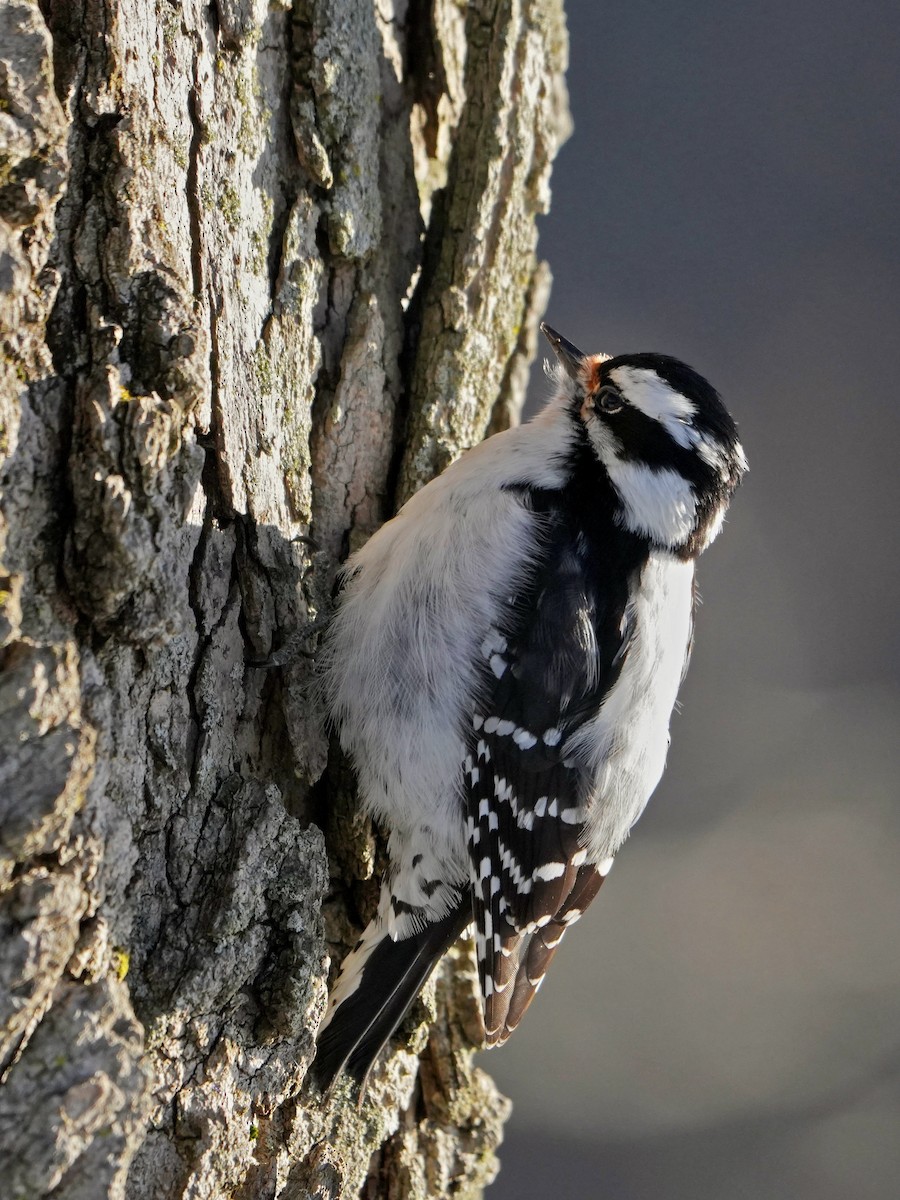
313;323;746;1088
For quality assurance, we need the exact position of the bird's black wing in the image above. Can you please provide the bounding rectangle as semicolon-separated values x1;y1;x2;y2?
465;484;646;1044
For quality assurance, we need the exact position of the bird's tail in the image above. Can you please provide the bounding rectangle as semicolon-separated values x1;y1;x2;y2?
311;904;469;1091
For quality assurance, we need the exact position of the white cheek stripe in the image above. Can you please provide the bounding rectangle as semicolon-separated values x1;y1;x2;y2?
606;458;697;545
582;415;697;546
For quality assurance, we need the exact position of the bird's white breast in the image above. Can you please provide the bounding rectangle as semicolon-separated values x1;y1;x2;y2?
567;552;695;863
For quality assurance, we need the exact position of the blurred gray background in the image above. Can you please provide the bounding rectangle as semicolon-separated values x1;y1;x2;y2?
489;1;900;1196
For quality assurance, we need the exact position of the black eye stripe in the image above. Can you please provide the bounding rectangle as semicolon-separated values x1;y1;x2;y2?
597;404;714;487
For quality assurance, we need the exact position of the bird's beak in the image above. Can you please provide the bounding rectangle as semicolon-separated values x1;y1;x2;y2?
540;322;588;383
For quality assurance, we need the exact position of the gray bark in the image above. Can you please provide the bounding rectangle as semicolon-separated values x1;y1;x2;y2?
0;0;569;1196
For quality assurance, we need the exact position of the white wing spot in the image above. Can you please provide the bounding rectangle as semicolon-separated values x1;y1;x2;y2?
533;862;566;882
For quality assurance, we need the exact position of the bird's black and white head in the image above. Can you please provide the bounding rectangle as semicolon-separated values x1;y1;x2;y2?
542;322;747;558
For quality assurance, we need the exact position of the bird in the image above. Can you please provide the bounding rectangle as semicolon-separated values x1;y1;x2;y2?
312;322;746;1090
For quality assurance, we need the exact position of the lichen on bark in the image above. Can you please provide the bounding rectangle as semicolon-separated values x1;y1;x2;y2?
0;0;570;1196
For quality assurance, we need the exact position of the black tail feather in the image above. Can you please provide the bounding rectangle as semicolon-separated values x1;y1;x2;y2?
312;907;468;1092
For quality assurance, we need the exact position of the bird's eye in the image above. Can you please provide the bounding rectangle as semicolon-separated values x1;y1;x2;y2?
595;386;624;414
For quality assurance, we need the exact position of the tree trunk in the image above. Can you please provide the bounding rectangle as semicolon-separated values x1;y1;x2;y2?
0;0;569;1196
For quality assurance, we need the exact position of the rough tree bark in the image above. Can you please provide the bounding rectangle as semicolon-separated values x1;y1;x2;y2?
0;1;569;1196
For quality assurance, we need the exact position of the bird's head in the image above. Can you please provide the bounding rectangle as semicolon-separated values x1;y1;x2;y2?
542;322;747;557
